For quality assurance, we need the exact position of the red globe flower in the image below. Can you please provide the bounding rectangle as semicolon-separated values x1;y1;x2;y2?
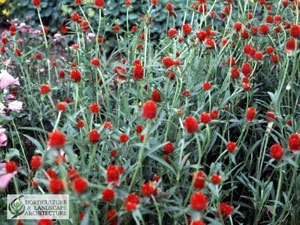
49;179;64;194
106;209;118;225
151;89;161;102
270;144;284;159
192;171;206;189
38;219;53;225
182;24;192;35
70;69;82;83
89;103;100;114
30;156;42;170
219;202;234;218
5;161;18;173
95;0;105;8
163;142;174;154
56;102;67;112
246;107;256;122
184;116;198;133
91;58;100;67
168;28;178;38
190;192;208;211
106;165;120;186
288;133;300;152
259;23;270;35
162;56;174;68
32;0;41;7
290;24;300;38
133;64;144;80
40;84;51;94
226;141;236;153
102;188;115;202
76;120;85;128
142;100;157;119
119;133;129;143
89;130;100;143
141;181;155;196
191;220;206;225
202;82;212;91
73;177;88;194
211;174;222;184
200;112;211;124
48;130;67;148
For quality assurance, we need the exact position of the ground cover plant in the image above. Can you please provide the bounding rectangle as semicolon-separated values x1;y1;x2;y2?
0;0;300;224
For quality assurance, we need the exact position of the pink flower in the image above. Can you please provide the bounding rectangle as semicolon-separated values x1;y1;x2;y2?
0;70;20;89
8;101;23;112
0;163;16;189
0;128;7;146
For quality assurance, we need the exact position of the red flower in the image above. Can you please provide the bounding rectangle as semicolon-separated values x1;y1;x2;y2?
95;0;105;8
226;141;236;153
184;117;198;133
192;171;206;189
73;177;88;194
119;133;129;143
141;181;155;196
265;46;274;55
163;142;174;154
259;24;270;35
227;57;236;67
151;89;161;102
113;24;120;32
241;62;252;77
162;56;174;68
270;144;284;159
32;0;41;7
70;69;82;82
5;161;18;173
104;121;112;129
89;103;100;114
210;110;219;120
49;179;64;194
196;30;206;41
38;219;53;225
190;192;208;211
168;28;178;38
68;168;79;180
102;188;115;202
271;54;279;64
253;51;263;60
286;38;296;52
142;100;157;119
106;209;118;225
246;107;256;122
106;165;120;186
233;22;242;31
133;64;144;80
205;38;215;48
202;81;212;91
220;202;234;218
288;133;300;152
182;24;192;35
91;58;100;67
191;220;206;225
89;130;100;143
46;169;57;179
290;24;300;38
211;174;222;184
30;156;42;170
80;21;89;32
230;68;240;78
124;193;140;212
200;112;211;124
76;120;85;128
56;102;67;112
75;0;82;4
40;84;51;94
48;130;67;148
